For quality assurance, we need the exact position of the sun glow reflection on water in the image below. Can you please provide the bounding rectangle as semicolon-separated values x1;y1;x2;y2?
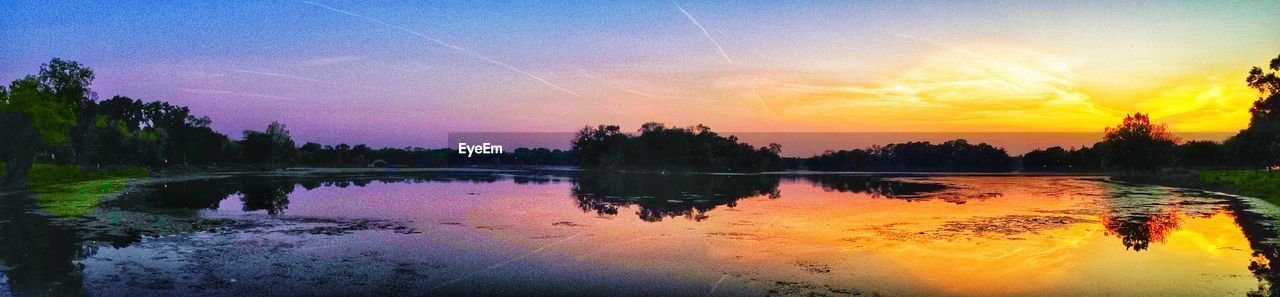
467;176;1260;296
10;173;1272;296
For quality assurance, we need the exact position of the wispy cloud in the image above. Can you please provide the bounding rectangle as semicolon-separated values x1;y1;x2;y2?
362;60;434;74
227;68;390;91
776;46;1126;131
577;68;705;101
674;2;732;64
177;87;298;101
299;55;368;67
1135;73;1256;132
299;0;616;112
750;88;780;120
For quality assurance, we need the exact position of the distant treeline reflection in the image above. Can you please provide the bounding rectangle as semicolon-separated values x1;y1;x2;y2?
571;173;951;222
571;173;781;222
136;173;950;222
138;173;517;214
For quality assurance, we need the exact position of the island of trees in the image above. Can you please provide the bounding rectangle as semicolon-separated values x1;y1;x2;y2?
571;123;783;172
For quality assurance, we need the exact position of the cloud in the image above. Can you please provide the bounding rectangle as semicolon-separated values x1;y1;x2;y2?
177;88;298;101
750;88;780;120
1136;73;1257;132
780;46;1124;131
299;55;368;67
227;68;390;92
299;0;616;112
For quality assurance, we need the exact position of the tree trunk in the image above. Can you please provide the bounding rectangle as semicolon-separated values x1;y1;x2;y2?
0;111;40;191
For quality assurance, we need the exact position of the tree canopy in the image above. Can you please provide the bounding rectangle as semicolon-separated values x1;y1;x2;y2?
1226;54;1280;167
572;123;783;172
1246;54;1280;122
0;59;95;147
804;139;1012;172
1100;113;1179;174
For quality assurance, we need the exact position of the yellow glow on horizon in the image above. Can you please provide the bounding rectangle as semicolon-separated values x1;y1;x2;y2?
729;44;1259;133
1135;73;1257;132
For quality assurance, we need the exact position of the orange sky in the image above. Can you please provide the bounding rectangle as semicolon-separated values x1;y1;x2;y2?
558;38;1275;134
5;1;1279;147
749;44;1264;133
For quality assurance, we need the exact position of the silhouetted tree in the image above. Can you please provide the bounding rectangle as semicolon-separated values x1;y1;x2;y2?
1100;113;1179;175
1226;54;1280;168
805;139;1012;172
240;121;297;164
0;59;91;189
1023;147;1070;171
1176;140;1225;169
571;123;783;172
1022;145;1104;172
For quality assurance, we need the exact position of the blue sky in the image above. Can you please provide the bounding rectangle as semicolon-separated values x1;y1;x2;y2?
3;1;1278;147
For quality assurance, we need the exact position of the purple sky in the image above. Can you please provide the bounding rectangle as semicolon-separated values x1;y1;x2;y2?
3;1;1278;149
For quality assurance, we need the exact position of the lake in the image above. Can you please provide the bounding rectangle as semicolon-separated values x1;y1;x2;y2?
2;170;1279;296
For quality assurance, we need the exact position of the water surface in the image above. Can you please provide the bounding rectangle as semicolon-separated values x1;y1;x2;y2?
2;171;1279;296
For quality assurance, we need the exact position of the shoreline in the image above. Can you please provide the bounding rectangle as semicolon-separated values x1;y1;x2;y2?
5;166;1268;208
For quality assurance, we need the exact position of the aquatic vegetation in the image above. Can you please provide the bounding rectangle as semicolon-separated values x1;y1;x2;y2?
0;162;148;217
33;177;132;217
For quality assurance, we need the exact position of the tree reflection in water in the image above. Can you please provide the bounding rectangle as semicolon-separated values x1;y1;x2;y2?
570;173;781;222
1095;183;1215;253
0;193;141;297
1101;210;1184;251
570;173;949;222
237;181;294;215
4;173;1280;296
796;174;948;199
1094;183;1280;295
139;173;511;215
1222;197;1280;297
0;172;518;297
143;173;948;222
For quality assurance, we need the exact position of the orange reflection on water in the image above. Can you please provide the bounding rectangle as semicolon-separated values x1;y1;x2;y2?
470;176;1260;296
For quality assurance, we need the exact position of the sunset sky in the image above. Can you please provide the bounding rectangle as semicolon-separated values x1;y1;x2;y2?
2;1;1278;148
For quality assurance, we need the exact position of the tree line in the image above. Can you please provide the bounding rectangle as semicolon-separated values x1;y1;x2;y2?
0;59;576;189
802;139;1013;172
1022;53;1280;174
2;53;1278;187
801;54;1280;174
571;122;784;172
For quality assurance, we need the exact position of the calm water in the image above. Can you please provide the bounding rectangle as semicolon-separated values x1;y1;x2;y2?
2;171;1280;296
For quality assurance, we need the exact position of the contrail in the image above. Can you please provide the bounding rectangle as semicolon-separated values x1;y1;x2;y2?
177;88;298;101
299;0;616;111
705;274;730;297
674;2;732;64
750;88;779;119
299;55;367;66
228;68;389;91
577;68;706;101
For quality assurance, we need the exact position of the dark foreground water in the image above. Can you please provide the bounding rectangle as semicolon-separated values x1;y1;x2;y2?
3;170;1280;296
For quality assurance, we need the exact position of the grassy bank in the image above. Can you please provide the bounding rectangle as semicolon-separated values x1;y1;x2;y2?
2;162;149;217
1201;170;1280;204
2;162;148;187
